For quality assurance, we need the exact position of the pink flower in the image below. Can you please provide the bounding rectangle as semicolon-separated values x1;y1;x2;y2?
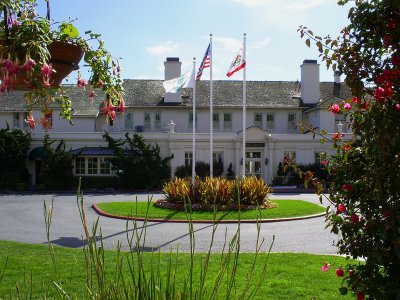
343;144;351;151
395;103;400;112
335;268;344;277
24;112;36;129
321;159;328;165
330;104;340;114
77;78;87;89
343;103;352;110
361;102;369;110
351;97;360;103
88;90;95;101
337;203;346;213
321;262;331;272
118;98;125;113
97;79;104;89
22;58;35;71
342;184;353;192
387;19;398;29
374;86;386;103
41;64;54;77
350;213;359;223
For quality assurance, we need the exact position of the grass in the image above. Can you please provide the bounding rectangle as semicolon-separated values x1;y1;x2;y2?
0;240;354;299
96;199;326;221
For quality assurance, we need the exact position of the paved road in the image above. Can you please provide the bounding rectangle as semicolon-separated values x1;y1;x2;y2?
0;192;338;254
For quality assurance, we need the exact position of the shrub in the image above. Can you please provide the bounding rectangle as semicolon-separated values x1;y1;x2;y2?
174;165;191;178
195;161;210;178
299;0;400;297
162;177;191;203
198;177;234;207
236;177;272;206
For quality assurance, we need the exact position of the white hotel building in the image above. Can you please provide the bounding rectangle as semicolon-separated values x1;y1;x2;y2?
0;58;351;186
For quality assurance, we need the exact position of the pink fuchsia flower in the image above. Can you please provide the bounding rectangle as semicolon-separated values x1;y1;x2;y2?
321;262;331;272
97;79;104;89
24;112;36;129
343;144;351;151
77;78;87;89
41;64;54;77
329;103;340;114
337;203;346;213
333;133;344;140
343;103;352;110
342;184;353;192
349;269;355;276
335;268;344;277
395;103;400;112
39;117;52;130
321;159;328;166
88;90;95;101
350;213;360;223
351;96;360;103
361;102;369;110
357;291;365;300
22;58;35;71
3;59;19;75
118;98;125;113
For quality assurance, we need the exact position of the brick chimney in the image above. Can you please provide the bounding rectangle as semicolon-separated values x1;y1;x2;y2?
300;59;320;105
164;57;182;103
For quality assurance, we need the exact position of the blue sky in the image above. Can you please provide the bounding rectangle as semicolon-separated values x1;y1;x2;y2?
48;0;351;82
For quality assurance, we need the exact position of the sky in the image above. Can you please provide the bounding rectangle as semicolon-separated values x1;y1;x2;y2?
46;0;352;83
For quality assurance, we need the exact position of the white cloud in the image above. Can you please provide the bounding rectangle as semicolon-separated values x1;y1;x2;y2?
250;37;270;50
146;41;181;56
213;36;242;51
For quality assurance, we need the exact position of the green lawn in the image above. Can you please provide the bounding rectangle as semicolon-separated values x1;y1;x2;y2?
0;240;354;299
96;200;326;221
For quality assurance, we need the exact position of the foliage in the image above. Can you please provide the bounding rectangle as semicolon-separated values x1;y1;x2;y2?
299;0;400;298
104;132;173;190
41;135;73;190
213;156;224;177
195;161;210;178
162;176;272;209
226;162;235;179
0;125;30;189
0;0;124;124
174;164;191;178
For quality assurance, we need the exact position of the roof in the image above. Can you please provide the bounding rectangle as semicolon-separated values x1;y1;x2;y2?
70;147;139;157
0;79;352;111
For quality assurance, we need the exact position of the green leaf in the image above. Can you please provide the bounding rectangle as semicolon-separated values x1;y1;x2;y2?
320;138;325;144
59;23;79;39
305;39;310;48
320;130;327;135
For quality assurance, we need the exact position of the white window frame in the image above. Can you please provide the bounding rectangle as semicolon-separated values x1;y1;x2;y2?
185;152;193;168
254;112;263;128
213;113;220;130
267;113;275;130
74;157;113;176
335;114;347;133
13;112;20;128
154;112;161;130
124;112;134;130
189;112;198;130
287;113;297;131
144;112;151;131
223;113;232;130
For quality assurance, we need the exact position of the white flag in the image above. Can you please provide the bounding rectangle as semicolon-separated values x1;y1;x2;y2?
163;66;194;93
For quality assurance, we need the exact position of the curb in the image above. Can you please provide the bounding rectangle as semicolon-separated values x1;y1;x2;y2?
91;204;326;224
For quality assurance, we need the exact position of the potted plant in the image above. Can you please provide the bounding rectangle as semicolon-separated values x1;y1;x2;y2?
0;0;124;126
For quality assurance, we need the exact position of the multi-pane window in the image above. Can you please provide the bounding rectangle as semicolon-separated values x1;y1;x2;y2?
213;113;220;130
283;151;296;165
100;158;111;175
144;112;151;130
254;113;263;128
75;157;85;175
87;157;98;175
314;152;326;165
185;152;193;168
125;113;133;130
223;113;232;130
75;157;113;176
13;113;20;128
288;113;297;131
154;112;161;130
335;114;347;133
267;113;275;129
189;112;197;130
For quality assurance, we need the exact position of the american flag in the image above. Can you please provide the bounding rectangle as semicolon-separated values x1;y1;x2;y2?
196;43;211;80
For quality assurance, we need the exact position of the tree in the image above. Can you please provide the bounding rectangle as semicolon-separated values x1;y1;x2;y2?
104;132;173;190
299;1;400;298
41;135;74;190
0;126;30;189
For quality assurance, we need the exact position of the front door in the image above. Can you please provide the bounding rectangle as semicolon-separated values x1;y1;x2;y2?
245;151;262;178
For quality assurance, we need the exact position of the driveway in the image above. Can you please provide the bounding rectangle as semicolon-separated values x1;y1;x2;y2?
0;192;338;254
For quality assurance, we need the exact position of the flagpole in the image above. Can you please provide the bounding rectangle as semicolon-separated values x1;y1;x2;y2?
209;33;213;179
192;58;196;185
242;33;247;178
